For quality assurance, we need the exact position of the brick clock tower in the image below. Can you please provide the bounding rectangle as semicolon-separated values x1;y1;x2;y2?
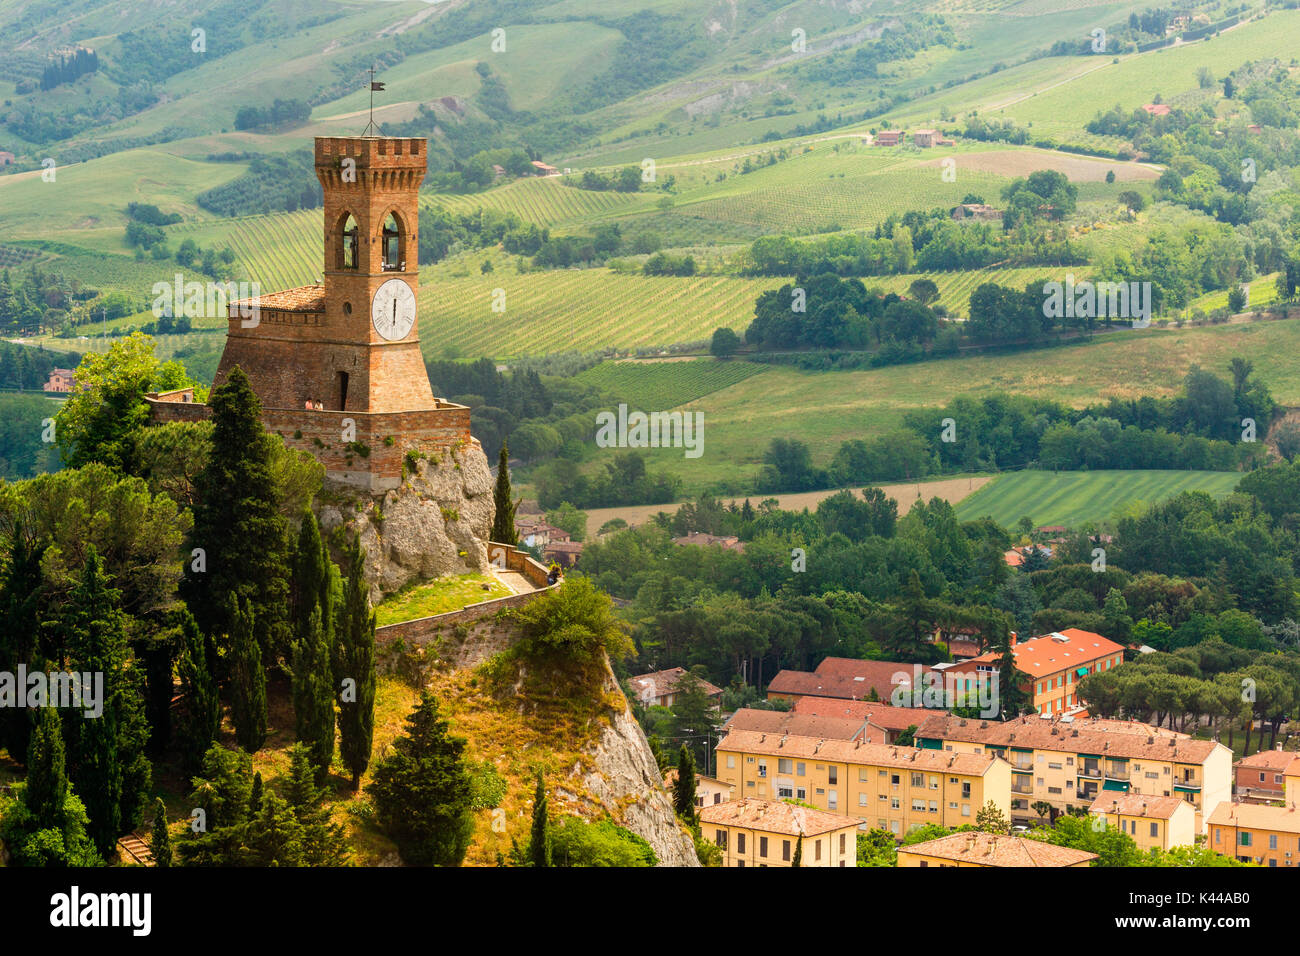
190;136;471;492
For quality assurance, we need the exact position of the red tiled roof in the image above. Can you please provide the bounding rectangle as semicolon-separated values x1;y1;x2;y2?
235;284;325;313
901;832;1097;867
791;696;935;732
699;798;856;837
724;707;885;743
630;667;723;701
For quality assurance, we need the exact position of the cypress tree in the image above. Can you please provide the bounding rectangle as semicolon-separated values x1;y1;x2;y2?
291;604;335;784
62;547;153;857
0;525;44;761
24;706;68;832
249;772;263;815
673;745;697;821
334;534;376;789
183;365;290;662
229;596;267;752
150;798;171;867
792;833;803;867
529;771;551;868
490;441;518;544
176;609;221;775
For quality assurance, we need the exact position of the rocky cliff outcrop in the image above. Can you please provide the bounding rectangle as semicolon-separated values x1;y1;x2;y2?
317;441;494;604
574;663;701;867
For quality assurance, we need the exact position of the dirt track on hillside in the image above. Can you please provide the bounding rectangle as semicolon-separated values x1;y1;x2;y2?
581;476;993;537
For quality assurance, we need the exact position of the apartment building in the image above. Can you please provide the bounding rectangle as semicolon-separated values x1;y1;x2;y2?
915;712;1232;831
1088;793;1197;852
956;629;1125;715
714;729;1012;838
1234;749;1300;804
662;769;734;810
1207;802;1300;867
898;831;1097;868
790;695;937;744
699;798;859;867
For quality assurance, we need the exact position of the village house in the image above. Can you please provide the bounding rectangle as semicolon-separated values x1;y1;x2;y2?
767;657;931;705
1234;749;1299;804
662;768;734;809
951;202;1002;222
873;130;903;146
911;129;941;147
1088;793;1197;852
898;831;1097;868
915;711;1232;831
43;368;76;392
629;667;723;709
700;798;860;867
714;730;1013;835
0;150;15;167
670;530;745;553
1142;103;1171;116
542;538;583;568
1208;802;1300;867
530;160;559;176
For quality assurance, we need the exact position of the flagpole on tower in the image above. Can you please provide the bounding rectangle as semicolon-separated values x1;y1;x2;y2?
363;65;385;137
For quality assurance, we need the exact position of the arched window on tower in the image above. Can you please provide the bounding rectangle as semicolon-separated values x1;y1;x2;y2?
340;214;358;270
381;213;402;271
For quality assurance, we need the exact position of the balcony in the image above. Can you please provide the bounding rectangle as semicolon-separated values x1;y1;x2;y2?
1079;766;1102;779
1076;789;1099;801
1174;778;1201;792
1012;760;1034;772
1011;782;1034;795
1104;767;1131;781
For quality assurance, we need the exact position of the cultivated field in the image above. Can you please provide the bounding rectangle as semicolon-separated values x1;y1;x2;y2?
580;474;994;536
953;469;1244;528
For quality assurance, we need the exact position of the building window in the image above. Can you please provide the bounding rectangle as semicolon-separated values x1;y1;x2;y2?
828;791;837;810
911;773;924;787
961;804;971;817
796;787;806;800
1240;832;1252;847
891;798;900;810
827;767;838;785
797;763;805;776
381;213;402;270
961;782;971;798
727;755;735;769
759;836;767;858
1150;822;1159;838
859;769;869;783
929;801;938;813
783;840;791;861
859;793;868;807
777;785;793;799
840;834;846;855
715;830;727;849
778;758;793;774
737;833;745;854
758;761;767;777
815;839;822;862
339;214;358;269
1270;834;1278;850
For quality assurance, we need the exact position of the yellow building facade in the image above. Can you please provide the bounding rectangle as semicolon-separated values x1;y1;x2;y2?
1208;802;1300;867
1087;793;1197;852
916;714;1232;832
715;730;1012;838
698;798;859;867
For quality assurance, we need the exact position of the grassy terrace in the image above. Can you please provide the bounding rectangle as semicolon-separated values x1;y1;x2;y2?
374;572;512;627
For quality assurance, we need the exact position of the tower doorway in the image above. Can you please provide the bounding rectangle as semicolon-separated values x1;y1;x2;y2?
338;370;349;410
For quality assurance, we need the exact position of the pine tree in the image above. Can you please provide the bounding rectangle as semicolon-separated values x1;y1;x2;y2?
183;365;289;661
490;441;518;544
178;744;254;866
976;800;1010;834
367;693;474;866
0;717;101;868
286;742;348;866
528;770;551;868
334;535;376;789
244;791;304;867
229;596;267;752
673;746;697;821
150;798;172;867
176;609;221;775
792;833;803;867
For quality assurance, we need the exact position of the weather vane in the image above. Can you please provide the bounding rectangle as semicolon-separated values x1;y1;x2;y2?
362;64;385;136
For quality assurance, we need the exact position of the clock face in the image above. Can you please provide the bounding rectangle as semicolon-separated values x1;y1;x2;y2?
371;278;416;341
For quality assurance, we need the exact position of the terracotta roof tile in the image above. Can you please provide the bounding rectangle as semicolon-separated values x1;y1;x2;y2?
1088;793;1188;820
916;712;1221;763
901;832;1097;867
699;798;857;837
716;730;1001;775
1207;801;1300;833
